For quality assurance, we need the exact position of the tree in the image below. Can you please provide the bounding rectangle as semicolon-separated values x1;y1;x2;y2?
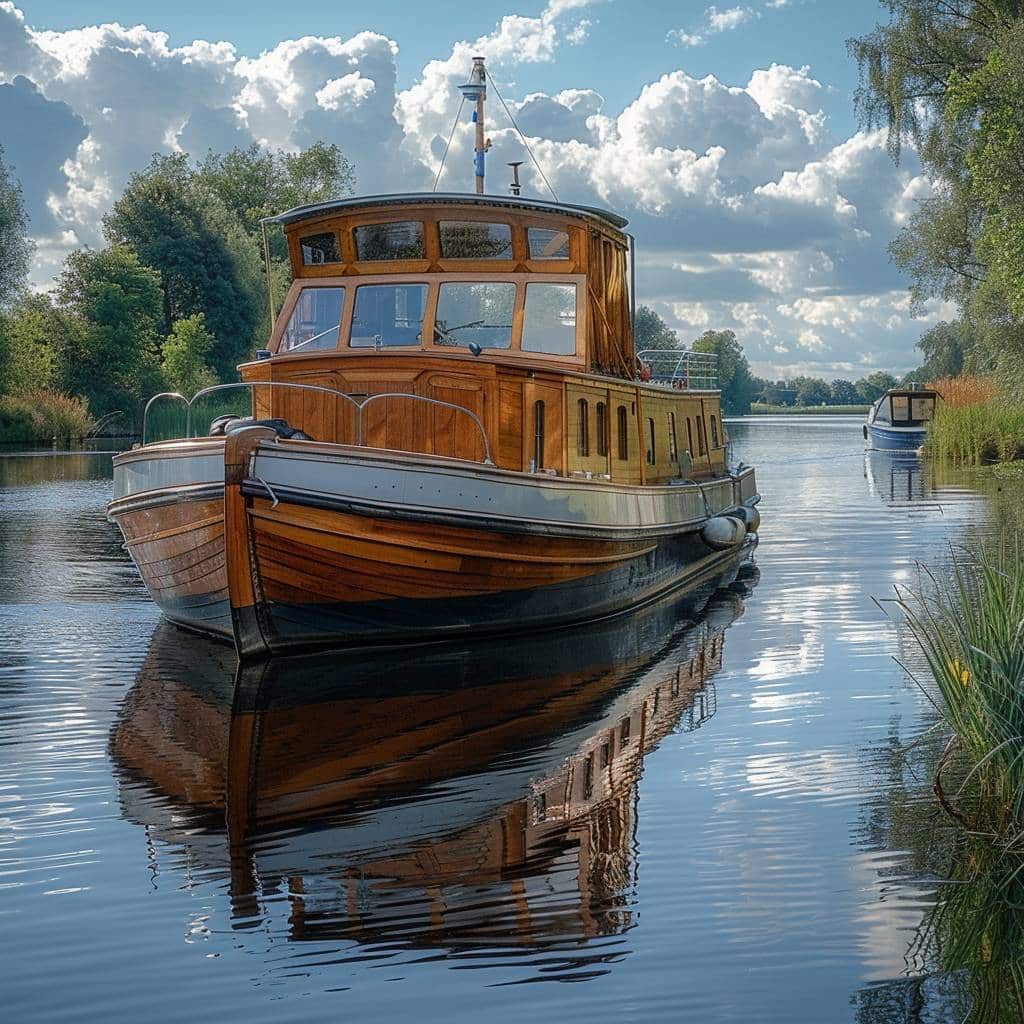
855;372;898;404
196;142;356;245
912;320;967;381
54;245;165;420
795;377;831;406
103;153;264;380
850;3;1024;390
162;314;219;398
634;305;680;350
0;294;57;396
0;145;32;310
830;379;859;405
691;329;757;414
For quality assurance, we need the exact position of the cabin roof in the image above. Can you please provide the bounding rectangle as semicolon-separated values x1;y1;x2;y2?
269;192;630;232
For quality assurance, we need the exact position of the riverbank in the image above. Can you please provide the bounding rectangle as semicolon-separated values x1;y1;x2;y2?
925;397;1024;466
749;402;870;415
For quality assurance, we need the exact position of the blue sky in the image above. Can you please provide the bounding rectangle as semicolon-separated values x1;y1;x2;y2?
0;1;948;378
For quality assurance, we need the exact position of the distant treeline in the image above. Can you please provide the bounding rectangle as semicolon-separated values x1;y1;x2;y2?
0;142;354;438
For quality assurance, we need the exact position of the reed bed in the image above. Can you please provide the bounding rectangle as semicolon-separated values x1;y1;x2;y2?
898;538;1024;837
927;399;1024;466
0;389;92;443
928;374;1000;408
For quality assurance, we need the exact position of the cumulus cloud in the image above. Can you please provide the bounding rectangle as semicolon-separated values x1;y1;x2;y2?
0;0;937;375
669;3;761;49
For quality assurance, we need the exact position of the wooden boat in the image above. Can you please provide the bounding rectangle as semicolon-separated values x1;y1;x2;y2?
111;566;757;946
864;386;939;452
107;61;760;658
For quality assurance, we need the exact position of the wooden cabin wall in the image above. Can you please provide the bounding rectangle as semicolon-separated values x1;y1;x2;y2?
240;356;724;484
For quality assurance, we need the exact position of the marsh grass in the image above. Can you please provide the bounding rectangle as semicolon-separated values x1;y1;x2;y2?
929;374;1000;408
926;400;1024;466
897;538;1024;838
0;389;92;443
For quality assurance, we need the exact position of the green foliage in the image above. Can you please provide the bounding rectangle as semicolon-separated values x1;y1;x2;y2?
103;153;264;380
898;538;1024;836
197;142;355;249
913;320;968;381
54;245;165;422
793;376;831;406
926;399;1024;466
855;371;899;404
0;144;33;309
851;3;1024;383
830;378;859;404
691;329;756;414
162;314;218;398
633;305;680;350
0;294;57;395
0;389;91;443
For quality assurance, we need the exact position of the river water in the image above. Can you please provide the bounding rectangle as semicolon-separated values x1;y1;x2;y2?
0;418;1005;1021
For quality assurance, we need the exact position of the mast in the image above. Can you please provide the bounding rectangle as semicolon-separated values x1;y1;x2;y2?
459;57;489;193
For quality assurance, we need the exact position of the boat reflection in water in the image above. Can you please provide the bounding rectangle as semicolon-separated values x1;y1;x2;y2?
864;449;939;510
112;561;757;967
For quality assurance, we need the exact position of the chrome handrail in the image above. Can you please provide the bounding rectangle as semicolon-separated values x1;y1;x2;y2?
142;380;495;465
356;392;494;465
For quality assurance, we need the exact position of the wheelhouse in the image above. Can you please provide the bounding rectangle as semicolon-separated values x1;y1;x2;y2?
238;193;728;484
869;389;939;429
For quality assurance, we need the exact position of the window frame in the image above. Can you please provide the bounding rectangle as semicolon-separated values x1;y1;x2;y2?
577;398;590;457
269;272;586;364
438;220;514;261
616;405;629;460
596;402;609;457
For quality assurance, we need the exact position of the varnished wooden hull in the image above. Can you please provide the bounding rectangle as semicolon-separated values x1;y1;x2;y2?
109;435;759;655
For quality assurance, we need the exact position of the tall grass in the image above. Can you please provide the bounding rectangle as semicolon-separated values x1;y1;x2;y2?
898;538;1024;837
929;374;1000;407
0;389;92;443
927;400;1024;466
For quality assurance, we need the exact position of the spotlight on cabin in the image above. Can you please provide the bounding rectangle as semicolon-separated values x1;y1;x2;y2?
256;349;272;360
468;343;483;357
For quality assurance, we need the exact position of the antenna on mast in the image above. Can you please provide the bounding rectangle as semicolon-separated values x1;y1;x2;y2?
458;56;490;194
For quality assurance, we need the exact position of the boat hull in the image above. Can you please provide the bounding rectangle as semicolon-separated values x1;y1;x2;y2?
109;435;759;655
866;422;926;452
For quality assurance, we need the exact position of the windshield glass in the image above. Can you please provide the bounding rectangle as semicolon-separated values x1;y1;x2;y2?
350;284;427;347
279;287;344;352
521;282;577;355
434;282;515;349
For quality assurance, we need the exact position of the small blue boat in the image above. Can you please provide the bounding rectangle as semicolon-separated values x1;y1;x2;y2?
863;387;939;452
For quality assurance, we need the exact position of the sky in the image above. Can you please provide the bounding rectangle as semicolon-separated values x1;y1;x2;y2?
0;0;952;380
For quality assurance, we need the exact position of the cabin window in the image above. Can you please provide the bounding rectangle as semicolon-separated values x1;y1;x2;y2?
279;286;345;352
353;221;425;261
697;415;707;456
710;414;720;448
600;741;611;768
528;227;570;260
874;398;892;424
533;400;545;470
350;284;427;347
521;283;577;355
911;397;935;421
646;417;656;465
891;395;910;422
685;417;694;458
596;402;609;457
620;717;631;748
577;398;590;456
299;232;341;266
617;405;629;460
582;752;594;800
439;221;512;259
434;282;515;349
668;412;678;463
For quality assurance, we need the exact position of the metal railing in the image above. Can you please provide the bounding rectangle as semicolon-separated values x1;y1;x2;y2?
636;349;719;390
142;381;494;465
